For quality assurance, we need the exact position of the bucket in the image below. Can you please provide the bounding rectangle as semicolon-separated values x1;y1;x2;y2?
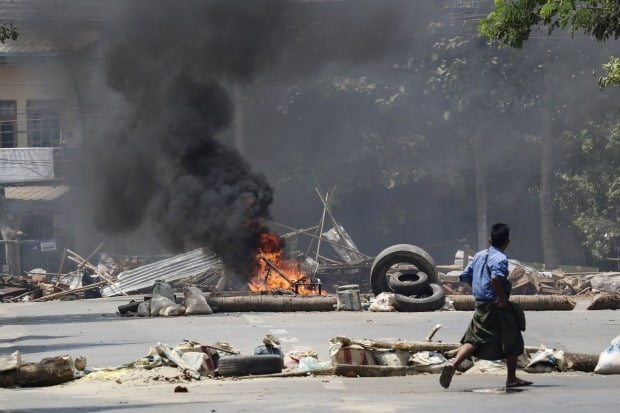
336;284;362;311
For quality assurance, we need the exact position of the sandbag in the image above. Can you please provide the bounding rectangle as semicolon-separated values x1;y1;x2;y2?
150;294;177;316
184;286;213;315
594;335;620;374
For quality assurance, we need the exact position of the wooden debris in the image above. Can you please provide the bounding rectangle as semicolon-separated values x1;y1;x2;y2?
32;281;106;302
0;356;75;387
447;295;576;311
335;364;419;377
206;294;336;312
424;324;442;342
336;338;599;373
587;293;620;310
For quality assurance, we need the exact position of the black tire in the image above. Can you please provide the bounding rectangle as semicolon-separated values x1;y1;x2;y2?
370;244;438;296
387;271;432;296
393;283;446;312
217;355;283;377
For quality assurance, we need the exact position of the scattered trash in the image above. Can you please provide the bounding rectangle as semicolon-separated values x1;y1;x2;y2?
329;337;376;366
283;348;319;369
373;349;410;367
368;292;396;312
594;335;620;374
254;334;282;356
409;351;448;373
524;348;568;373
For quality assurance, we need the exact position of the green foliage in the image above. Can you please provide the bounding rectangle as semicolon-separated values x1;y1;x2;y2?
556;115;620;260
479;1;620;87
480;0;620;43
598;56;620;88
0;23;18;43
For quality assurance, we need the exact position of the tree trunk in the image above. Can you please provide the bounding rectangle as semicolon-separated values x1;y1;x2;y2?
540;105;559;270
474;140;488;250
207;295;336;312
447;294;576;311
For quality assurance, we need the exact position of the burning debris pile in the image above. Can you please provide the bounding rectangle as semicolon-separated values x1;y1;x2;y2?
249;231;323;295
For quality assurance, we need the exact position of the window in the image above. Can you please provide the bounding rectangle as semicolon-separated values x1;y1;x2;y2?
27;100;62;147
0;100;17;148
21;212;54;240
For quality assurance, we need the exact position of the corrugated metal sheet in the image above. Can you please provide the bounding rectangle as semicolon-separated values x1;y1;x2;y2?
5;185;70;201
101;248;224;297
0;27;101;55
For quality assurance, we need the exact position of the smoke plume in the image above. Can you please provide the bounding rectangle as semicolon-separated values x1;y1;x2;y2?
83;0;405;277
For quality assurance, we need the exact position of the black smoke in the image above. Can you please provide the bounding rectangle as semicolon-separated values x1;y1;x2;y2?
80;0;407;277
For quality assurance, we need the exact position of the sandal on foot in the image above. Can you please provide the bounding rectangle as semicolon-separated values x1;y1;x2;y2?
506;379;532;388
439;365;455;389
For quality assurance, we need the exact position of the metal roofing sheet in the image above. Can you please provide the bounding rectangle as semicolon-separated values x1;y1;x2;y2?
101;248;224;297
5;185;70;201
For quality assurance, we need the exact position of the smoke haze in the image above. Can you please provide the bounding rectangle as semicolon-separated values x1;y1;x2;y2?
3;0;616;272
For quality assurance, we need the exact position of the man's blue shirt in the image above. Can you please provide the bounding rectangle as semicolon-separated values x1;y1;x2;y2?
459;246;510;301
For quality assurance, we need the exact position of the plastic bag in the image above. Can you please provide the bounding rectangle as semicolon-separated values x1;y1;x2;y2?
298;356;332;371
184;286;213;315
594;335;620;374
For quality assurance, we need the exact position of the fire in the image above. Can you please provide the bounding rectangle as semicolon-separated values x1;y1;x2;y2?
248;232;323;295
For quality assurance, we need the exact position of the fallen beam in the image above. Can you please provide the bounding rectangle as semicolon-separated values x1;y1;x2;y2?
587;293;620;310
339;337;599;372
206;295;336;312
0;356;75;387
447;295;576;311
335;364;420;377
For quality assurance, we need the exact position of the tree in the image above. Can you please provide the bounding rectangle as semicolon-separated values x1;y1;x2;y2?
478;0;620;87
0;23;18;43
555;113;620;265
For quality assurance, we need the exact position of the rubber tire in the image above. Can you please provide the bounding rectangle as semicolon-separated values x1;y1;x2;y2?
393;283;446;312
370;244;438;296
217;355;283;377
387;271;432;296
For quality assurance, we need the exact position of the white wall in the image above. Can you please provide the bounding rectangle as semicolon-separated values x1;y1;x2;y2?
0;59;82;147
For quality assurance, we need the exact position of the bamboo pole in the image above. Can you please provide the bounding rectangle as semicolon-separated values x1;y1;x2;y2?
66;249;127;296
313;189;329;275
32;280;107;302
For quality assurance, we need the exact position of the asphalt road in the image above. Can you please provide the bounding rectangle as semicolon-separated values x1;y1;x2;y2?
1;296;619;412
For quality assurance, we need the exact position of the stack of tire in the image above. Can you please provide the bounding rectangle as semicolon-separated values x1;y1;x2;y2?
370;244;446;312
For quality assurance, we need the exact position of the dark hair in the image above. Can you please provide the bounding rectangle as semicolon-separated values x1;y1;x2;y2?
490;223;510;247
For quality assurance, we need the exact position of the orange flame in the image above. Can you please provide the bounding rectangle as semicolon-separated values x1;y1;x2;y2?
248;232;323;295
